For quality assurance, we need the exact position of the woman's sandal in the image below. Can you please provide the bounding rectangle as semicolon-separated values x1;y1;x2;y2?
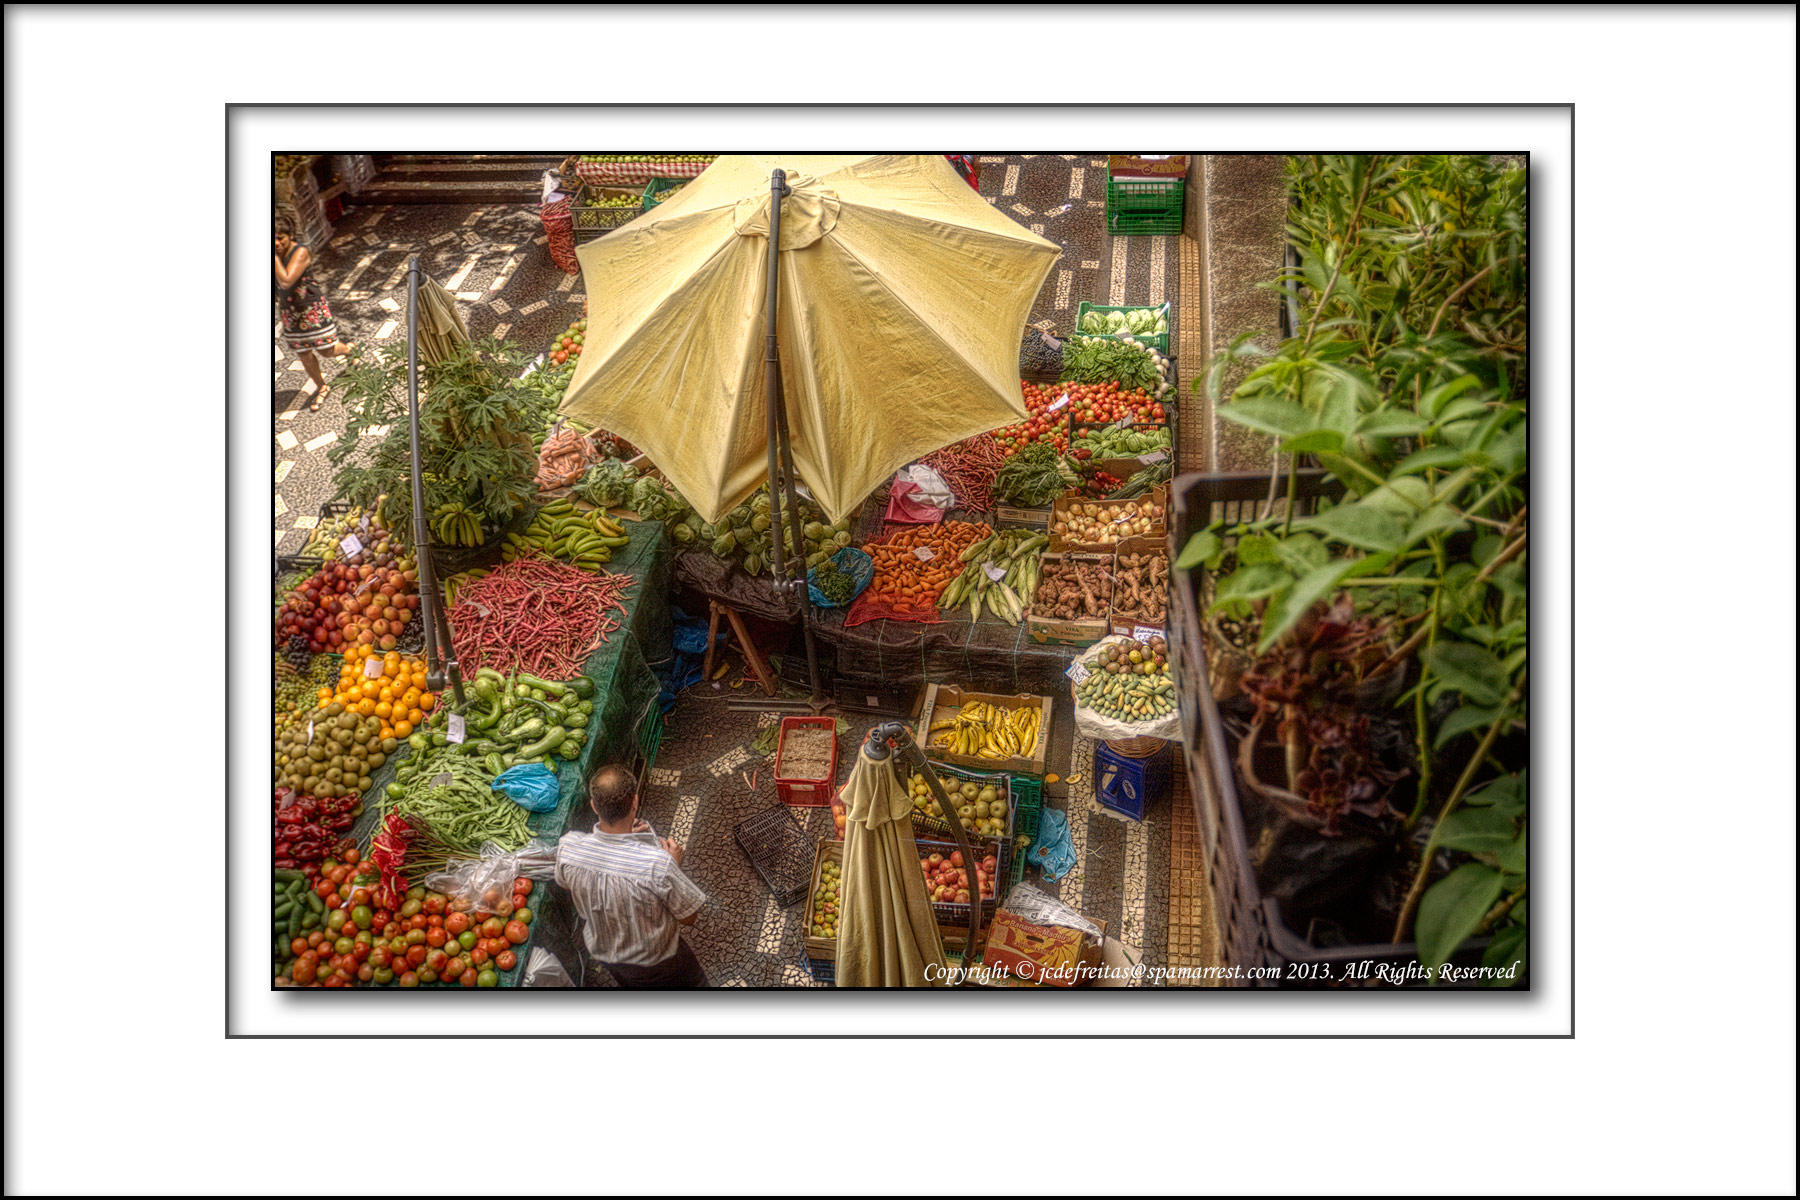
308;385;327;412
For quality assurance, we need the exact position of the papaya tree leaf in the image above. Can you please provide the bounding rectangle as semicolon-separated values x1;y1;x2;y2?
1212;563;1293;607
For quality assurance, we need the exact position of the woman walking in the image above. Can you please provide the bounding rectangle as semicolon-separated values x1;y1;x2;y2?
274;217;354;410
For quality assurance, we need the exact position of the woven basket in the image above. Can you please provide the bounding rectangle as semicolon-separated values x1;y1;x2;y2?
1105;735;1168;758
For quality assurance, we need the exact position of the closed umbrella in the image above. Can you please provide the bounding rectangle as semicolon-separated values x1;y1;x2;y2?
835;738;948;988
410;272;469;366
556;154;1060;525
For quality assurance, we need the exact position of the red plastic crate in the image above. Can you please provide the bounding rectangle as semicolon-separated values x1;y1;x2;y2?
774;716;838;806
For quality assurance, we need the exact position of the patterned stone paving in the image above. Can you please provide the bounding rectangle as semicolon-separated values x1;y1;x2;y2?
269;154;1206;983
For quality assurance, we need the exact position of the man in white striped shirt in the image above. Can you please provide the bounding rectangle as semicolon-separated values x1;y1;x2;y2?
556;765;709;988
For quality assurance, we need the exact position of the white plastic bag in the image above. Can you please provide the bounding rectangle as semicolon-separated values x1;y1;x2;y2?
521;946;575;988
893;464;953;511
1068;635;1182;741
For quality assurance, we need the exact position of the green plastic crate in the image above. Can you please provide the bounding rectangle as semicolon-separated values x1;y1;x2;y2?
641;177;688;208
1107;206;1184;236
1007;772;1044;888
1106;169;1184;214
1075;301;1172;354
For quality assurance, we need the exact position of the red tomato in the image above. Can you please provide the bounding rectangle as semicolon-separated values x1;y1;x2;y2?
425;949;449;973
405;945;428;967
480;918;505;940
514;879;533;898
445;912;470;935
408;914;429;931
459;969;479;988
504;920;530;946
496;950;518;972
425;927;447;948
470;948;490;968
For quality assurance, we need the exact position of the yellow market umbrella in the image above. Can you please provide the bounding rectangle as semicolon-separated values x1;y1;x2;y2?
557;154;1060;526
835;733;950;988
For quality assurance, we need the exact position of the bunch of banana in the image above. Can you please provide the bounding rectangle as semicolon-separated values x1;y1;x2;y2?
937;530;1047;625
443;567;491;606
503;498;630;572
928;699;1042;761
430;501;484;547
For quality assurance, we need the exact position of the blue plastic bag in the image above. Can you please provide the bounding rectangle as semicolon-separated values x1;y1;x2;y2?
807;547;875;609
1028;807;1078;882
493;763;560;813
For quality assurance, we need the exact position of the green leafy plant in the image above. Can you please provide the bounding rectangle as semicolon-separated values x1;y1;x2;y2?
328;336;558;545
1183;154;1527;983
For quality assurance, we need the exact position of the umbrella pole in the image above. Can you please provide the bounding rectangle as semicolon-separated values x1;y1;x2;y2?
406;256;465;708
862;723;987;967
761;168;825;708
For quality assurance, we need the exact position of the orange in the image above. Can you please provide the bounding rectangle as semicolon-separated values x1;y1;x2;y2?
357;698;377;717
374;702;393;720
394;720;414;738
407;708;425;726
377;686;396;704
317;687;331;704
419;694;437;712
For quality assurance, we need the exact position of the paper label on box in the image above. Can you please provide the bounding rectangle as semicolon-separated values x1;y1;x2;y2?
447;713;466;744
339;533;363;558
363;657;385;679
1136;449;1169;465
1117;413;1136;429
912;546;935;562
1047;393;1070;413
1065;660;1089;683
1132;625;1164;643
982;560;1006;582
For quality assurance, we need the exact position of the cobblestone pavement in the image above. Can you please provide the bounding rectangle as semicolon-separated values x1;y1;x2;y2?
270;154;1192;984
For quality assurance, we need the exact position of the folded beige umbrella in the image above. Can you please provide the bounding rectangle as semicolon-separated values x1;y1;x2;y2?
835;743;949;988
411;273;469;367
557;154;1060;525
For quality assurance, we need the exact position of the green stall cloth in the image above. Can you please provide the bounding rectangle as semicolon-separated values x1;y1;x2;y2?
835;749;948;988
342;520;671;987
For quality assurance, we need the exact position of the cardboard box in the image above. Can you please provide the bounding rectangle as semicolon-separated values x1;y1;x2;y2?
916;683;1052;776
1025;550;1114;647
1106;535;1170;637
993;502;1052;531
1108;154;1190;180
1046;485;1169;553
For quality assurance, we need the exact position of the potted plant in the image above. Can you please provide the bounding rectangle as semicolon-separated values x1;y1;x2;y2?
1176;154;1528;983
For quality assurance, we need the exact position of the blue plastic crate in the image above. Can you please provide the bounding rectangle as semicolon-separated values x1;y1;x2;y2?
1094;741;1174;821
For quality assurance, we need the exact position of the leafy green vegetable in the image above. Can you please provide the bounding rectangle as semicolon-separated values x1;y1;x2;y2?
1058;334;1170;394
994;443;1081;507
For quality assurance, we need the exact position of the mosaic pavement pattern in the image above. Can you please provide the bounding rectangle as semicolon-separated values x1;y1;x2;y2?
271;154;1204;984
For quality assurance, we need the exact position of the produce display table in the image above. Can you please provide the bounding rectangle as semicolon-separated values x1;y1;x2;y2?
667;487;1085;696
351;520;672;986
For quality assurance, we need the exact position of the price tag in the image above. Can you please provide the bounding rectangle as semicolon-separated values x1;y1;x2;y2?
982;560;1006;583
363;656;385;679
912;546;935;562
1065;660;1090;683
358;511;372;534
1136;449;1170;465
1047;393;1070;413
447;713;466;744
340;533;363;558
1133;624;1164;643
1119;413;1136;428
431;772;453;789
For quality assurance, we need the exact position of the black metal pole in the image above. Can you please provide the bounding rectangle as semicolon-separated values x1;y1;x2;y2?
761;168;824;704
406;257;464;708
